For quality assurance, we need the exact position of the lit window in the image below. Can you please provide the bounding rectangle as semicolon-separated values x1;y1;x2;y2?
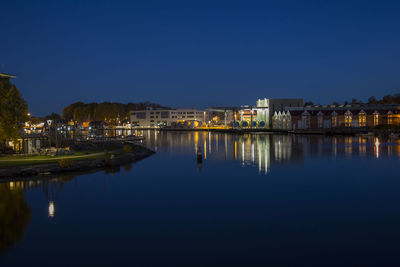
345;111;352;127
373;113;379;126
388;112;393;125
358;111;366;127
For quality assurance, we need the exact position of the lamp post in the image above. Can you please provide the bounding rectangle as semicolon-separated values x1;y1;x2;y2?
224;110;227;129
250;108;253;128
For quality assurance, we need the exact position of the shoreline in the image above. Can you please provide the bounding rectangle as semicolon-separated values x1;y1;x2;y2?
160;127;399;136
0;144;155;179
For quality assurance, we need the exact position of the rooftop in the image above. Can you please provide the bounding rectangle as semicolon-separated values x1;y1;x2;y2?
286;103;400;111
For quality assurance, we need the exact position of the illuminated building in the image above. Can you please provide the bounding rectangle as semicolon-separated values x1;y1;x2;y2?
241;98;303;128
130;108;210;128
284;104;400;129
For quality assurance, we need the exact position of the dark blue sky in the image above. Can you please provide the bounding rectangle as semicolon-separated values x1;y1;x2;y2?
1;0;400;116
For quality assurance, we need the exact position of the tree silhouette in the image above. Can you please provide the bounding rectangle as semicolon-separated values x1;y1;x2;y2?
304;101;314;107
0;77;28;145
62;102;169;123
368;96;377;104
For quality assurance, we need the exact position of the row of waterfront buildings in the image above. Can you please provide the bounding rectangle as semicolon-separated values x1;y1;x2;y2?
2;71;399;131
130;98;400;129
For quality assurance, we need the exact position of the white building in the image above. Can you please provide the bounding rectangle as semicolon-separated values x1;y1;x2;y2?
130;109;210;127
255;98;303;128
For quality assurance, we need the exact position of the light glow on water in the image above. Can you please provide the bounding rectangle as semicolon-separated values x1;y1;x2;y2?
1;132;400;266
48;201;55;218
375;137;380;158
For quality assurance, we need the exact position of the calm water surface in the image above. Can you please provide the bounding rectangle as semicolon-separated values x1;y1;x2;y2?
1;132;400;266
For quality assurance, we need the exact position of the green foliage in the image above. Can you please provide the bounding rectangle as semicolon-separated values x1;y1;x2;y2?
368;96;377;104
376;94;400;104
367;94;399;104
62;101;169;123
304;101;314;107
0;77;28;142
314;94;400;107
123;144;133;153
58;158;74;168
341;94;400;105
44;112;61;120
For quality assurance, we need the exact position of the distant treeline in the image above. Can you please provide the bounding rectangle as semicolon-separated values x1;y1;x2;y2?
304;94;400;107
366;94;400;105
61;102;169;122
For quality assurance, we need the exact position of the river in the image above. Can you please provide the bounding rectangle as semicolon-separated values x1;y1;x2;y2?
1;131;400;266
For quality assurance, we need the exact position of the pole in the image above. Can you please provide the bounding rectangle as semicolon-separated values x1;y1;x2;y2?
224;110;227;129
250;108;253;128
233;109;236;128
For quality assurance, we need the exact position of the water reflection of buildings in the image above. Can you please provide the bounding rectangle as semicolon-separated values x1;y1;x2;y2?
0;168;134;253
0;176;78;253
4;175;77;219
142;131;400;175
142;131;305;175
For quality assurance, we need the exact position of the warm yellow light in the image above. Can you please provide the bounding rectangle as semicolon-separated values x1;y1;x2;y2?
9;181;15;190
48;201;55;218
375;138;380;158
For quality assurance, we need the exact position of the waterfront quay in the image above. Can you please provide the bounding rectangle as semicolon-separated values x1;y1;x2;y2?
154;126;400;137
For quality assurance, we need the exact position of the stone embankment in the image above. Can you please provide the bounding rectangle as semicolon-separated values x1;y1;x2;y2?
0;145;155;179
161;127;400;136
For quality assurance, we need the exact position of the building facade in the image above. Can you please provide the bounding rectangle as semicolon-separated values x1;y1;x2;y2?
239;98;303;128
130;109;209;127
271;104;400;129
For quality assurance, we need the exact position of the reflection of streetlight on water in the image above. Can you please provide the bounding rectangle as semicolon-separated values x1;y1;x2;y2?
48;201;55;218
43;179;65;219
375;137;380;158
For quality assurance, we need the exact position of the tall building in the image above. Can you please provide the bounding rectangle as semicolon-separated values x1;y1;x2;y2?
253;98;303;128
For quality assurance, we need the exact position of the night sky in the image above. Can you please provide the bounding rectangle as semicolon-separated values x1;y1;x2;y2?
1;0;400;116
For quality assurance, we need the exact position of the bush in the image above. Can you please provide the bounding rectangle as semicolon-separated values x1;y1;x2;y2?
123;144;133;153
58;158;74;168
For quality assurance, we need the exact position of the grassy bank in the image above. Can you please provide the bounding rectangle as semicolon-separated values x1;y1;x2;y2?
0;143;124;167
0;143;155;178
0;153;108;167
